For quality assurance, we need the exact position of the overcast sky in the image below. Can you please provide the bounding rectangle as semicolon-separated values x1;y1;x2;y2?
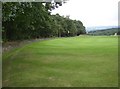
52;0;119;27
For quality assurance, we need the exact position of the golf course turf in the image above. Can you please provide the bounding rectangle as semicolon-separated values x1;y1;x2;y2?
2;36;118;87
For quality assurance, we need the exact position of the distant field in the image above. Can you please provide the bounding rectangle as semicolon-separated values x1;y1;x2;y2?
2;36;118;87
88;28;120;36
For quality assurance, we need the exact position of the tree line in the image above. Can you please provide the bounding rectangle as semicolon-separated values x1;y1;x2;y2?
2;2;86;41
88;28;120;36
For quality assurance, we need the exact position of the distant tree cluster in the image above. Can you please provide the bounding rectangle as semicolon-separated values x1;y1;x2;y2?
2;2;86;41
88;28;119;36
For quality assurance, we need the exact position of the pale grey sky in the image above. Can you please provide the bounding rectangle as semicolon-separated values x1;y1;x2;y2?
52;0;119;27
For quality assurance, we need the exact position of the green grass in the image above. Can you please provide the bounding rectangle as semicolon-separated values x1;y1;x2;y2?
2;36;118;87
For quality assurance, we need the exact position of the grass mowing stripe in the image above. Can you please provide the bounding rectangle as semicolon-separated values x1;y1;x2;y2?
2;36;118;87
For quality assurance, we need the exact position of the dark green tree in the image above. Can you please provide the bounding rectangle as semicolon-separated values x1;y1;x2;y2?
2;1;86;42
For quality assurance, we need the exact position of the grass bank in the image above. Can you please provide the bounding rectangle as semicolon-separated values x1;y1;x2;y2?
3;36;118;87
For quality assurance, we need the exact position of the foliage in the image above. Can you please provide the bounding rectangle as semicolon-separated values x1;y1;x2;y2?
2;2;86;41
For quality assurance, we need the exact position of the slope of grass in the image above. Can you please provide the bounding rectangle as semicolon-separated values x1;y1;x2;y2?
2;36;118;87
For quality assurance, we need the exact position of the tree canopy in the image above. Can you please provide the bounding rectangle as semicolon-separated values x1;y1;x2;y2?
2;2;86;41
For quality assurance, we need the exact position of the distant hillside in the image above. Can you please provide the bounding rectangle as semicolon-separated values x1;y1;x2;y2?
86;26;118;32
87;28;120;36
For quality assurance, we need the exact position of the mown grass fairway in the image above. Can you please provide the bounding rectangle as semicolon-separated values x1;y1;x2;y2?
3;36;118;87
